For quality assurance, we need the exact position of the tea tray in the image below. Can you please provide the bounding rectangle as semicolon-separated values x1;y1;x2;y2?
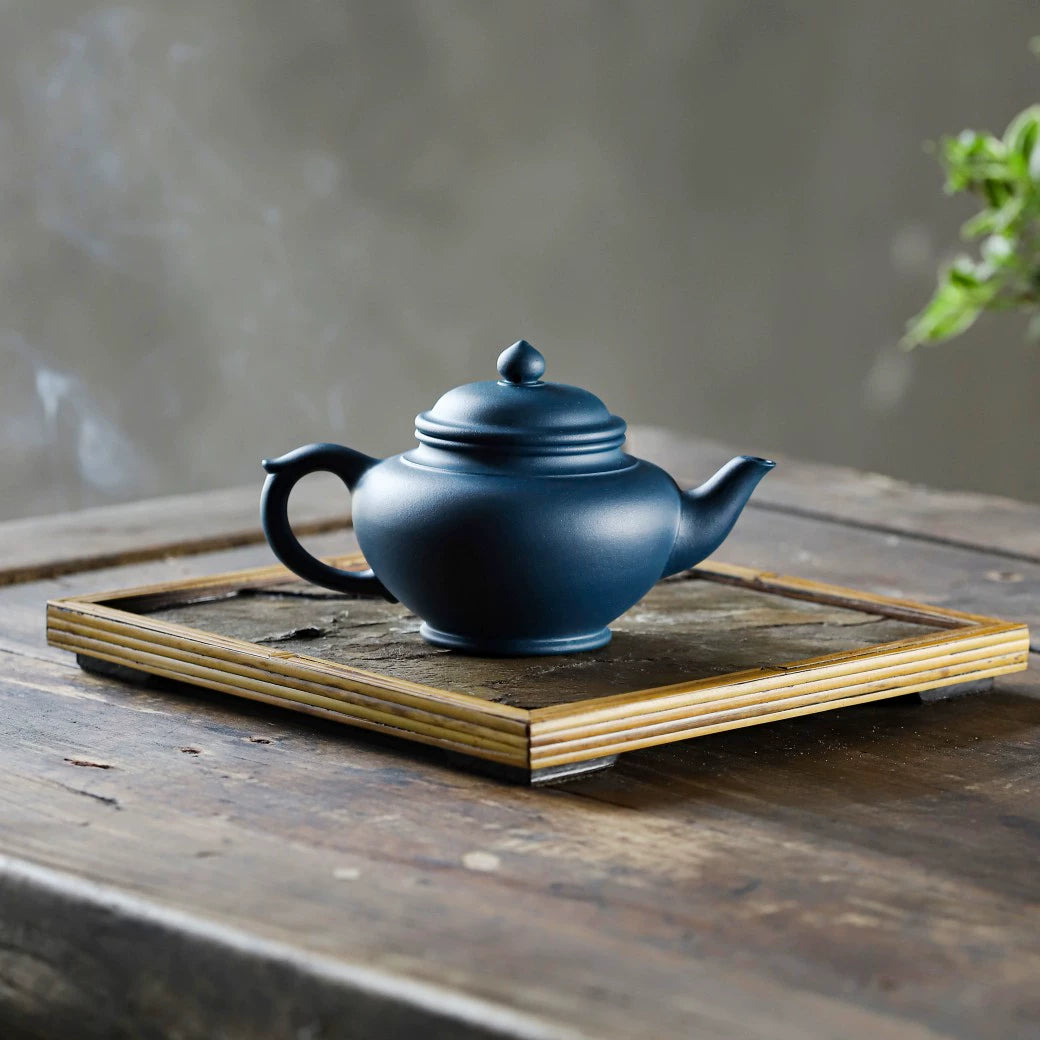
46;555;1030;783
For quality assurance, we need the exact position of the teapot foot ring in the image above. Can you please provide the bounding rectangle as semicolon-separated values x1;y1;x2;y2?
419;624;611;657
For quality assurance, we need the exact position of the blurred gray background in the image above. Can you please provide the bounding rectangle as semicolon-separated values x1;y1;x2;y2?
2;0;1039;522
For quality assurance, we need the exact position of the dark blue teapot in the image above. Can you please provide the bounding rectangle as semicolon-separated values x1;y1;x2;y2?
261;340;774;656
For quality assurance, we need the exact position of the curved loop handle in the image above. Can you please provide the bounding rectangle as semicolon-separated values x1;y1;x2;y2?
260;443;395;600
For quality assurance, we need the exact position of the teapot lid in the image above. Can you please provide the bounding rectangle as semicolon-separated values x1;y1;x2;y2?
414;340;627;458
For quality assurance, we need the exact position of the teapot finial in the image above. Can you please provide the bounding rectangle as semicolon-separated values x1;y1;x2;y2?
498;339;545;385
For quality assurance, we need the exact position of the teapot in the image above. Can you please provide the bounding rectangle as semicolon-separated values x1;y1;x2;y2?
261;340;774;656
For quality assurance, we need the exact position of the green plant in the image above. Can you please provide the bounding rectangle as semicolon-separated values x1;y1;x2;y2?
904;45;1040;348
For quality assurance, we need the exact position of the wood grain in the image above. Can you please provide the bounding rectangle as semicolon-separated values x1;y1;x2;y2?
2;429;1038;1039
0;476;351;587
1;647;1038;1039
630;425;1040;563
45;557;1028;775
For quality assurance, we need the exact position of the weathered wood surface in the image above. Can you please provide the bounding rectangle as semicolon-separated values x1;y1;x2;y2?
0;473;351;587
1;430;1038;1040
152;575;937;708
0;531;360;664
2;648;1038;1040
631;425;1040;563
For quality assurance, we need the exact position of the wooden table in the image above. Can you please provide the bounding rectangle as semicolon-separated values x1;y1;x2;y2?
2;427;1038;1040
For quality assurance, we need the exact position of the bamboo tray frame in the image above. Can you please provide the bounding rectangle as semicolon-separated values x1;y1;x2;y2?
46;554;1030;783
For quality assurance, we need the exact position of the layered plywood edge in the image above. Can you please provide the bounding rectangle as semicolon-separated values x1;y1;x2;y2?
47;554;1030;783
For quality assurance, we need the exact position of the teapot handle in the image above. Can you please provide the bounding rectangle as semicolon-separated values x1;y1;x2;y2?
260;443;395;600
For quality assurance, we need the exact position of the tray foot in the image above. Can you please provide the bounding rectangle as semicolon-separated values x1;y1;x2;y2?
444;752;619;785
886;677;995;705
529;755;619;784
76;653;155;686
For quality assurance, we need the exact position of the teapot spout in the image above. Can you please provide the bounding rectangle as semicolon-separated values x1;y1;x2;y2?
662;455;775;578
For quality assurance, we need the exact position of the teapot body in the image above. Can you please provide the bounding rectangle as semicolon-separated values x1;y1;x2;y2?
260;340;773;655
352;451;682;654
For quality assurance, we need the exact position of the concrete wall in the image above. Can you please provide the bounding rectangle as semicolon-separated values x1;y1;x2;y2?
2;1;1039;521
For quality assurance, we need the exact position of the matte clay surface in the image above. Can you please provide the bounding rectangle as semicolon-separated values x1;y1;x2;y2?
152;573;938;710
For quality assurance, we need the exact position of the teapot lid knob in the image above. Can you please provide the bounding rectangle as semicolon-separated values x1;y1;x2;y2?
497;339;546;385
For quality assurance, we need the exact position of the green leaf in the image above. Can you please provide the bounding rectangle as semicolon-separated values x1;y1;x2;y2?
940;131;1011;195
906;40;1040;349
1004;104;1040;163
903;278;984;347
947;261;980;288
962;195;1024;238
981;233;1014;266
